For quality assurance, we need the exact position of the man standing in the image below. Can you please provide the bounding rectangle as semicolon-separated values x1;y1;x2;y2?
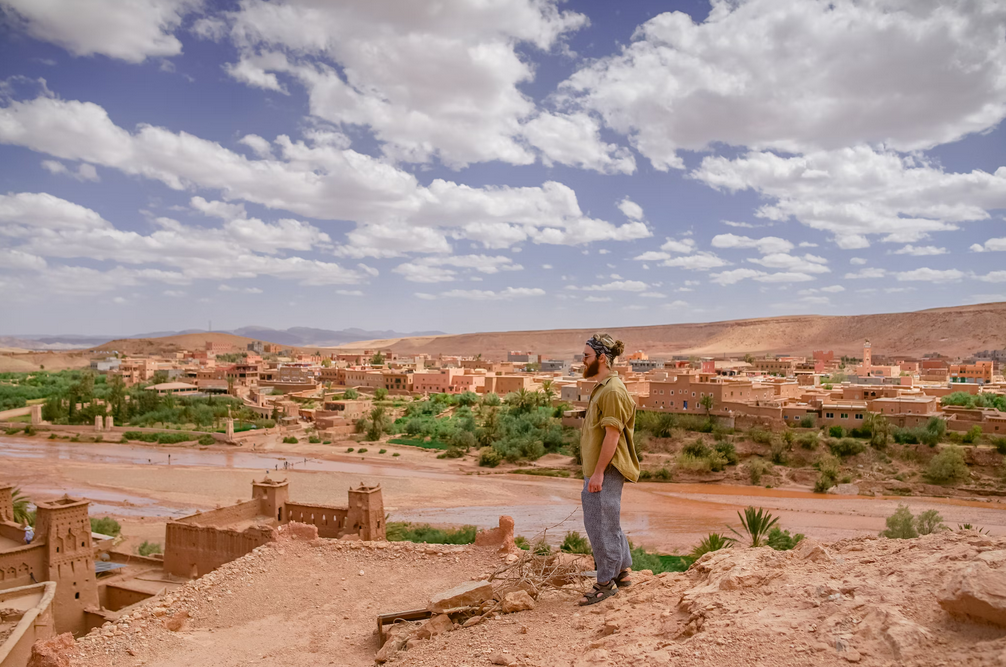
578;333;639;605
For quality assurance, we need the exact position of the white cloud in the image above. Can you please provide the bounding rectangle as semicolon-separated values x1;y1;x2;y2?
711;233;793;254
584;296;612;303
889;244;948;256
844;268;886;279
523;112;635;174
567;280;648;292
975;271;1006;283
639;292;665;298
542;264;553;270
393;254;522;283
850;257;868;265
1;0;201;63
748;253;829;274
220;0;587;169
617;197;644;221
238;134;274;158
560;1;1006;169
723;221;760;229
660;252;729;270
710;268;814;285
438;287;546;300
693;146;1006;247
0;96;649;257
0;191;111;232
190;196;247;220
970;238;1006;252
799;285;845;295
335;289;362;296
41;159;100;182
798;242;818;248
895;268;964;283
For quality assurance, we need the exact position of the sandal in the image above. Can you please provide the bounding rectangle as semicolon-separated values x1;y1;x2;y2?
578;581;618;606
614;569;632;588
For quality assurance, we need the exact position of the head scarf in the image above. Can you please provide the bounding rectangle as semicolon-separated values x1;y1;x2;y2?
586;332;618;365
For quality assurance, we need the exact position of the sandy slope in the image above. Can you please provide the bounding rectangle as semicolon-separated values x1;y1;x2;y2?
329;301;1006;359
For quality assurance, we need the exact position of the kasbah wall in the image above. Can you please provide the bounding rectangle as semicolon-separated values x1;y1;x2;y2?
163;478;384;578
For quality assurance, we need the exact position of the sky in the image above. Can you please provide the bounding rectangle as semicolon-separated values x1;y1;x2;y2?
1;0;1005;337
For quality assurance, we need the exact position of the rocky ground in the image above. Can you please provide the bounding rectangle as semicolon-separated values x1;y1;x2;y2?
35;528;1006;667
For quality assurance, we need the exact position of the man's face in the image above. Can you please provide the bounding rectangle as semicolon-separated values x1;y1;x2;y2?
582;346;601;378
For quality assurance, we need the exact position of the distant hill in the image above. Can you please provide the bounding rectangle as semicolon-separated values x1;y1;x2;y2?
2;326;446;351
328;302;1006;360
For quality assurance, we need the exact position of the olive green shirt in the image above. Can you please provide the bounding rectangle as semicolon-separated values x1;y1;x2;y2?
580;374;640;482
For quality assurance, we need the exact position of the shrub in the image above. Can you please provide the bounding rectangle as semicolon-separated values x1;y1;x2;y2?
138;541;163;557
813;456;840;493
198;434;215;446
346;447;354;453
439;447;465;459
747;459;770;485
532;540;552;555
343;389;359;399
749;427;773;445
957;523;990;535
713;441;738;465
638;469;652;480
992;436;1006;455
683;439;711;458
478;447;501;468
90;516;121;536
924;445;969;484
767;527;804;551
635;411;676;438
386;522;477;544
392;452;400;457
24;425;35;436
308;435;321;443
730;507;780;547
829;437;865;458
881;505;918;539
358;447;368;453
796;432;818;450
689;533;735;559
48;433;57;440
282;436;298;444
828;425;845;438
799;416;815;429
914;509;947;535
323;440;331;445
374;388;388;400
677;454;711;473
378;448;387;454
560;531;593;554
769;439;789;465
654;467;673;481
962;425;983;444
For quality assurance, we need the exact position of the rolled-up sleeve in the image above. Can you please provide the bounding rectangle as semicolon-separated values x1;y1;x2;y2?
596;390;628;432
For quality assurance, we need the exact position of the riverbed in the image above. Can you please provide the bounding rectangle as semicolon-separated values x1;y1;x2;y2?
4;436;1006;552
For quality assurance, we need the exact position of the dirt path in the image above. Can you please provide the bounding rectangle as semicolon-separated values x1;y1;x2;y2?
71;539;500;667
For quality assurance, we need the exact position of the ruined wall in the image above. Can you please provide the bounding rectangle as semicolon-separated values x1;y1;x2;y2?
163;523;275;578
0;582;55;667
283;503;348;539
0;487;13;523
101;584;155;612
35;498;98;636
0;544;45;590
0;522;26;543
174;501;261;527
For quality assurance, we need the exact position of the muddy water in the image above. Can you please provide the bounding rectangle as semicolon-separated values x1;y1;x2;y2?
5;437;1006;552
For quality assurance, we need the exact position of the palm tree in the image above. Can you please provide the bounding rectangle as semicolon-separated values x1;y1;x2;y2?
12;488;32;525
730;506;779;547
540;379;555;405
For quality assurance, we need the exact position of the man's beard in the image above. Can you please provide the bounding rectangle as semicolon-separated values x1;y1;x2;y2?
583;359;601;378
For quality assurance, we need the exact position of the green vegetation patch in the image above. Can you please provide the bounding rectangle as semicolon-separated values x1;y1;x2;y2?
122;431;195;444
90;516;121;536
386;522;477;545
509;468;571;478
388;437;450;451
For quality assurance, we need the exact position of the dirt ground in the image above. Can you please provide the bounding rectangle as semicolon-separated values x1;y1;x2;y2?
66;530;1006;667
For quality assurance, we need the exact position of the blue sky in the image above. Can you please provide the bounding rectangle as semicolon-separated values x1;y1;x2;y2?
1;0;1005;336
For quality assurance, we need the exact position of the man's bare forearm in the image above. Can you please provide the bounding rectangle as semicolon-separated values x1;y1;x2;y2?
594;426;620;475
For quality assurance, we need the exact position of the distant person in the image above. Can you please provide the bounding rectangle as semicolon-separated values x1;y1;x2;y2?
24;523;34;544
578;333;639;606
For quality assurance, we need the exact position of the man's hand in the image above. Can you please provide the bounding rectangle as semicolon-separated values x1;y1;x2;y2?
588;469;604;493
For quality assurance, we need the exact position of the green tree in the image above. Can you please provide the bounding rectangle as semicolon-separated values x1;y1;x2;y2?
699;394;714;418
374;387;388;400
370;351;386;365
344;388;359;399
540;379;555;404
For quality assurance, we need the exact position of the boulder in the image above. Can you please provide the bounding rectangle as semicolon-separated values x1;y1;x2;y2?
415;613;453;640
489;653;515;665
164;610;188;632
855;605;931;659
428;580;494;613
276;521;318;541
27;633;74;667
794;538;832;563
977;550;1006;568
501;590;535;613
939;561;1006;626
827;483;860;496
475;515;516;554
